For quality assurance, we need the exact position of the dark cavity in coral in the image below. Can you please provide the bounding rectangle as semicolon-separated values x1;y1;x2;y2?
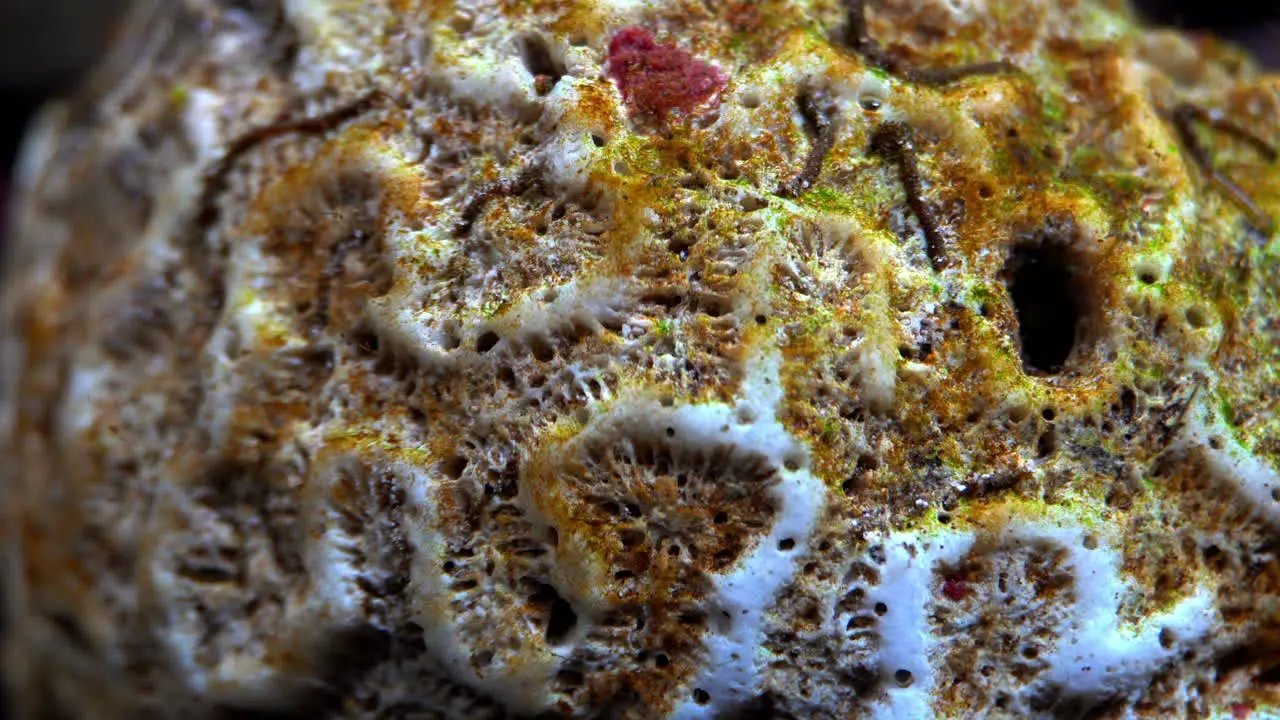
1003;234;1086;374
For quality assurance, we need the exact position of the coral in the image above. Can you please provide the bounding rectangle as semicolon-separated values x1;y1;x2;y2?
4;0;1280;719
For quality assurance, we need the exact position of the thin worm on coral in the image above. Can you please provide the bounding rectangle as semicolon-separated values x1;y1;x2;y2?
870;120;947;270
1172;102;1277;233
777;88;836;198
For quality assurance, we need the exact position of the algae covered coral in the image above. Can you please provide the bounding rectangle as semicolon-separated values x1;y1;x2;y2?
4;0;1280;718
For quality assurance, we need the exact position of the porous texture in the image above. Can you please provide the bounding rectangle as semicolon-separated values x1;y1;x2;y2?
4;1;1280;718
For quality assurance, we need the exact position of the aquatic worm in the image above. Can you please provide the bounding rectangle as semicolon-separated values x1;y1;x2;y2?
1171;102;1277;233
870;120;947;270
455;165;542;237
776;88;837;198
840;0;1017;85
198;89;389;228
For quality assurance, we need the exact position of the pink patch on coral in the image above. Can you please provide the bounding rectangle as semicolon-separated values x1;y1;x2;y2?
942;577;967;601
606;27;727;120
1231;703;1253;719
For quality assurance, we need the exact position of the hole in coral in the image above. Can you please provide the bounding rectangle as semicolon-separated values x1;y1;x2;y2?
518;34;564;95
1186;305;1211;329
592;134;606;148
1003;232;1089;374
530;337;555;362
1136;260;1162;285
1258;663;1280;684
874;602;888;616
476;331;500;353
47;612;91;651
620;529;646;548
441;455;469;479
1117;387;1137;418
1042;407;1056;421
668;235;696;258
844;609;875;627
698;295;733;317
1036;429;1057;458
441;324;461;351
350;325;381;357
893;669;914;687
1159;627;1177;650
528;581;577;644
557;669;584;687
498;366;518;389
679;610;707;627
740;90;762;109
778;538;796;551
714;511;728;524
656;653;671;667
693;689;711;705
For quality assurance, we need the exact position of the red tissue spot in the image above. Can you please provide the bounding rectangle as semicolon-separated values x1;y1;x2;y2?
1232;702;1253;719
942;576;967;601
606;27;727;120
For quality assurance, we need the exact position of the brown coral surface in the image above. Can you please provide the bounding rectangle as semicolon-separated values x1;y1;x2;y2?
5;1;1280;718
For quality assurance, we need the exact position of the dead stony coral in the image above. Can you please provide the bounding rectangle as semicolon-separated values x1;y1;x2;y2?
4;0;1280;718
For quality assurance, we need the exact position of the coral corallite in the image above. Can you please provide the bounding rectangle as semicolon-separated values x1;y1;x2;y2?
5;0;1280;718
